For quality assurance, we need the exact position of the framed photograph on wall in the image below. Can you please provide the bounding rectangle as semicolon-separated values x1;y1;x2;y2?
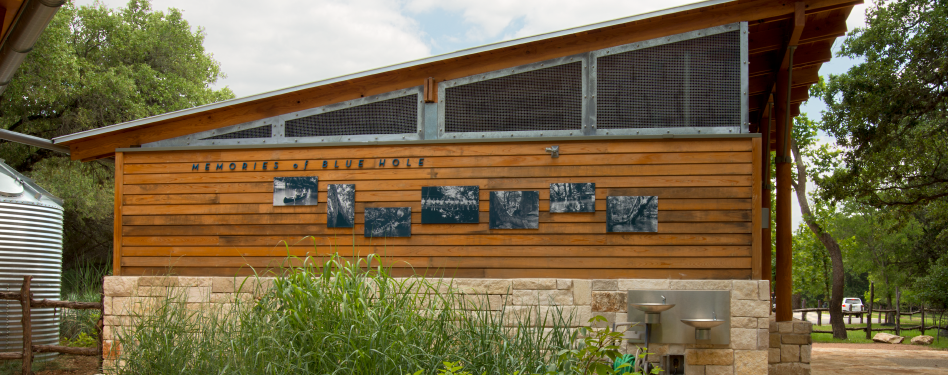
550;183;595;213
421;186;479;224
489;191;540;229
364;207;411;237
606;196;658;232
273;176;318;206
327;184;355;228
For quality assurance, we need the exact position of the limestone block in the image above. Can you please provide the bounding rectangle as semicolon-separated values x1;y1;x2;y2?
757;328;769;350
670;280;732;290
178;277;212;287
186;287;211;303
588;312;615;328
455;279;513;294
684;364;706;375
730;328;758;350
138;276;178;287
777;321;794;333
792;321;812;334
103;315;132;327
617;279;670;291
591;291;626;312
780;344;800;363
569;305;592;326
781;334;811;345
731;299;770;318
734;350;767;375
513;278;556;290
102;325;112;340
911;335;935;345
731;317;757;329
615;312;628;325
212;277;235;293
103;277;138;297
758;318;770;329
800;344;811;363
768;348;781;363
705;365;733;375
770;333;781;348
571;279;592;305
557;279;572;290
137;287;172;297
103;297;113;316
685;349;734;366
872;332;905;344
592;279;618;291
758;280;771;300
732;280;759;300
771;362;809;375
769;319;777;332
668;344;685;355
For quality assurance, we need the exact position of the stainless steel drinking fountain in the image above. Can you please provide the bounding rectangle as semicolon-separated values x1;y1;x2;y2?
627;290;731;345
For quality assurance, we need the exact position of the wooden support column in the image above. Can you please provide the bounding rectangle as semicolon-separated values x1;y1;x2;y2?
774;62;793;322
113;152;124;276
762;99;774;284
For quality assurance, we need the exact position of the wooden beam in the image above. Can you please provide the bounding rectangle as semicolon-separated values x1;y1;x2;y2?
423;77;437;103
62;0;863;161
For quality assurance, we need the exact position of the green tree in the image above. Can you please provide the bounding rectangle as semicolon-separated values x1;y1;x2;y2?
0;0;234;265
789;112;849;338
815;0;948;207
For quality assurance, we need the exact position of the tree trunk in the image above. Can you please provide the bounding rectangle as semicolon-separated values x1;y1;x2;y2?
790;139;848;339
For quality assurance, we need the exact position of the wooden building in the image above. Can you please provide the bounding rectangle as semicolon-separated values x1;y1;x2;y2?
54;0;859;319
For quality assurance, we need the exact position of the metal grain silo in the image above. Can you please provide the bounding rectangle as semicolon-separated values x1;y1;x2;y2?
0;159;63;360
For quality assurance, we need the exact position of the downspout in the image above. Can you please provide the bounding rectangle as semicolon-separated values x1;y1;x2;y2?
0;0;68;153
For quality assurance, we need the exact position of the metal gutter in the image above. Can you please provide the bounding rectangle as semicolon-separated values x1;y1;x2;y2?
0;0;66;95
0;129;70;154
54;0;733;145
116;133;760;153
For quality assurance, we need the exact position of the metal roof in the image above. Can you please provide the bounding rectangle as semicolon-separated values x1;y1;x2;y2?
52;0;731;145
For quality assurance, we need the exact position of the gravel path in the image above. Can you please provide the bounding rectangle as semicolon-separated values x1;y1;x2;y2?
812;343;948;374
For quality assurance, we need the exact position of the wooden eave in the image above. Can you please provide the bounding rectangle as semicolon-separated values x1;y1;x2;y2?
57;0;860;161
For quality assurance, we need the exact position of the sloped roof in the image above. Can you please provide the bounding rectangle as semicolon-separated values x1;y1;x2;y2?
54;0;861;160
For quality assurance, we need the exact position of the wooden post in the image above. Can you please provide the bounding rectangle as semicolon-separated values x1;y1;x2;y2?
774;58;793;322
114;152;124;276
895;286;901;336
866;283;873;340
817;309;821;326
761;101;773;288
21;276;32;375
921;304;926;336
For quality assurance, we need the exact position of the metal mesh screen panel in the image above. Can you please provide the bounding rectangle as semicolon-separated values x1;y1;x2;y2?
286;95;418;137
201;125;272;140
597;31;741;129
444;62;582;133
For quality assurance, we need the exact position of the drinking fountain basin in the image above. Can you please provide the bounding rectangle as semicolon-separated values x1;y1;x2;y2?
680;319;726;329
681;319;725;340
630;303;675;323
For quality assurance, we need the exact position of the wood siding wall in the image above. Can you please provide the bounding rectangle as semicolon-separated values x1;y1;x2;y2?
116;137;761;279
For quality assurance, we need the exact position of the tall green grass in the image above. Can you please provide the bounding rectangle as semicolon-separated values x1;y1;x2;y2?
115;254;578;375
60;260;110;346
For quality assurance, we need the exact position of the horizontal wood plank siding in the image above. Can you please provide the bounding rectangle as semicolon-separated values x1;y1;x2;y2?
118;138;760;279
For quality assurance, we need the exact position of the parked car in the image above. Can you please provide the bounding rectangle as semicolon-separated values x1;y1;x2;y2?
842;298;864;312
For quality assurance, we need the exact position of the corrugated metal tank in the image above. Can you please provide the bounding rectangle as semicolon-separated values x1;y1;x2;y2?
0;159;63;360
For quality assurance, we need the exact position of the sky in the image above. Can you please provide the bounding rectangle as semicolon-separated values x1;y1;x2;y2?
74;0;873;229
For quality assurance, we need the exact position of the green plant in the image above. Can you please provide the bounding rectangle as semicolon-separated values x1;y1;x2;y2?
60;259;109;344
553;316;659;375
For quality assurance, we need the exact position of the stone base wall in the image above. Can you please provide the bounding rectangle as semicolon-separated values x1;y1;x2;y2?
102;276;772;374
767;317;812;374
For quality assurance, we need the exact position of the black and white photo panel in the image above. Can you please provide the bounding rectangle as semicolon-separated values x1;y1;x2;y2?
326;184;355;228
421;186;480;224
273;176;318;206
489;191;540;229
607;196;658;233
364;207;412;238
550;183;596;213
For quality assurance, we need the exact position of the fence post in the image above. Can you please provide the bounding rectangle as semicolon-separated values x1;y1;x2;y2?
21;276;32;375
817;309;822;326
895;286;901;336
866;282;873;340
921;304;925;336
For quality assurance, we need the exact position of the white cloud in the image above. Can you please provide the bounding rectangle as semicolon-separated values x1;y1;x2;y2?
74;0;431;97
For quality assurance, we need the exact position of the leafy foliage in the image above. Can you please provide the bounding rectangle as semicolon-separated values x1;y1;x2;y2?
0;0;234;265
815;0;948;207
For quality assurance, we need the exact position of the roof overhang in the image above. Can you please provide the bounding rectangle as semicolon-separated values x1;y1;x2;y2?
54;0;862;161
